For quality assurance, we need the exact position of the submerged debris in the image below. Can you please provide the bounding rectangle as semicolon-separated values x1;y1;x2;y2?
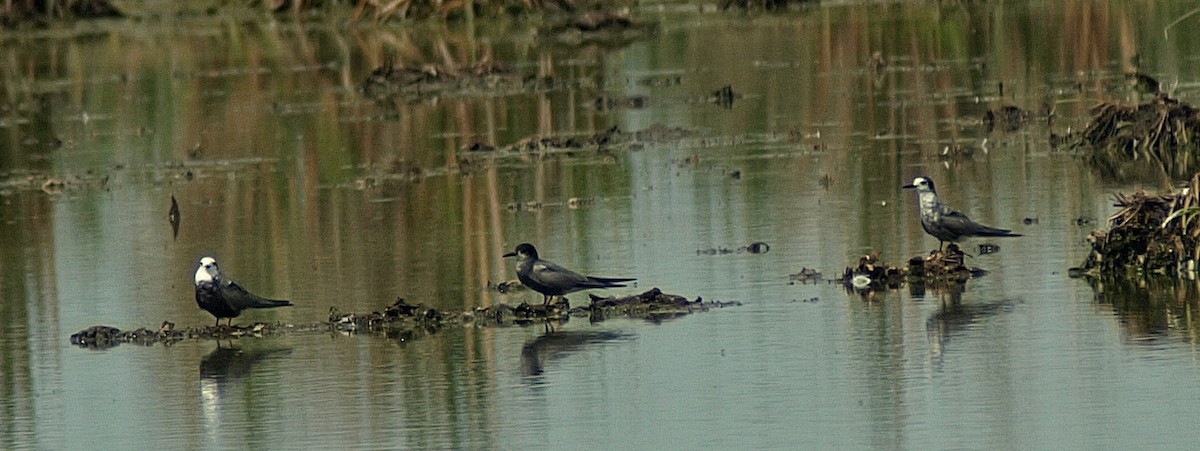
841;254;906;290
542;10;658;47
788;267;822;285
584;288;740;322
708;85;740;109
906;244;988;283
1125;72;1161;95
0;171;110;195
70;288;736;348
978;243;1001;255
360;61;516;101
169;194;181;239
329;289;740;334
841;245;987;292
1073;173;1200;277
594;93;649;111
463;126;624;158
983;105;1030;133
696;241;770;255
329;297;454;336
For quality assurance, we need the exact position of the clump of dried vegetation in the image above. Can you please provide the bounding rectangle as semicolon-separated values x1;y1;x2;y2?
840;244;987;293
1075;173;1200;277
1068;94;1200;180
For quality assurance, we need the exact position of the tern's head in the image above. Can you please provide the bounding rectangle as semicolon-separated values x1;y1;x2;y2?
902;176;937;194
502;243;539;261
194;256;220;285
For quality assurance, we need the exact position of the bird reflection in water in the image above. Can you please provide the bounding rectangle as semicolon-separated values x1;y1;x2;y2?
199;344;293;437
520;330;634;379
924;284;1018;369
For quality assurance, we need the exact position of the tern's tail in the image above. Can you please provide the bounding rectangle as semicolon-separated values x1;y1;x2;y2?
587;276;636;288
977;226;1022;237
254;299;294;309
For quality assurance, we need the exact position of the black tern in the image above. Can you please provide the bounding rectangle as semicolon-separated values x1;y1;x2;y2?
902;176;1022;249
503;243;635;305
194;256;293;327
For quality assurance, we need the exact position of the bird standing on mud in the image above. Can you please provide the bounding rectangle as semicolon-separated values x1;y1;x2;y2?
902;176;1022;249
194;256;293;327
503;243;635;305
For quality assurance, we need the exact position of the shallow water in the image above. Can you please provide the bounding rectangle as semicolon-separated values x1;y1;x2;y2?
5;1;1200;449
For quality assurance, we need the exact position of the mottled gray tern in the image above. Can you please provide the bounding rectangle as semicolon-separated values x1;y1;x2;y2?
902;176;1021;249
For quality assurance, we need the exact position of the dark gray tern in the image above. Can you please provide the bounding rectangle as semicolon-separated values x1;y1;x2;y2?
194;256;293;327
503;243;635;305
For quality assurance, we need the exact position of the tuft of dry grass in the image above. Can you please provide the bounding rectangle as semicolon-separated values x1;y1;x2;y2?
1072;94;1200;180
1077;173;1200;276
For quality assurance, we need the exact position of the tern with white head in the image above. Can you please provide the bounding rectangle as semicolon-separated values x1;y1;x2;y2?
194;256;293;327
902;176;1022;249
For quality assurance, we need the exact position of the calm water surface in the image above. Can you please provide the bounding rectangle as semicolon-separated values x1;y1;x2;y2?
5;1;1200;449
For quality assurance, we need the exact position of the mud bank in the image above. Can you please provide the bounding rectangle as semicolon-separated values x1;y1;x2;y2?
70;288;740;349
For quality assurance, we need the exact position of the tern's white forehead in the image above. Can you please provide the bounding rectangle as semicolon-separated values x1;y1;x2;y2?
195;257;220;285
908;177;937;193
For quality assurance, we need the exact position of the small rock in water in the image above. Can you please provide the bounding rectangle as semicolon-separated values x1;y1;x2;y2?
744;241;770;254
789;267;821;285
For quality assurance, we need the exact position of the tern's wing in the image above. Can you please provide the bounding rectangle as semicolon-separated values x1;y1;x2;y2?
219;279;292;310
940;208;1015;236
534;260;634;290
531;260;595;288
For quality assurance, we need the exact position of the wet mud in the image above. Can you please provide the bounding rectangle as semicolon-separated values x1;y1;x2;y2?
70;288;739;349
69;321;304;349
